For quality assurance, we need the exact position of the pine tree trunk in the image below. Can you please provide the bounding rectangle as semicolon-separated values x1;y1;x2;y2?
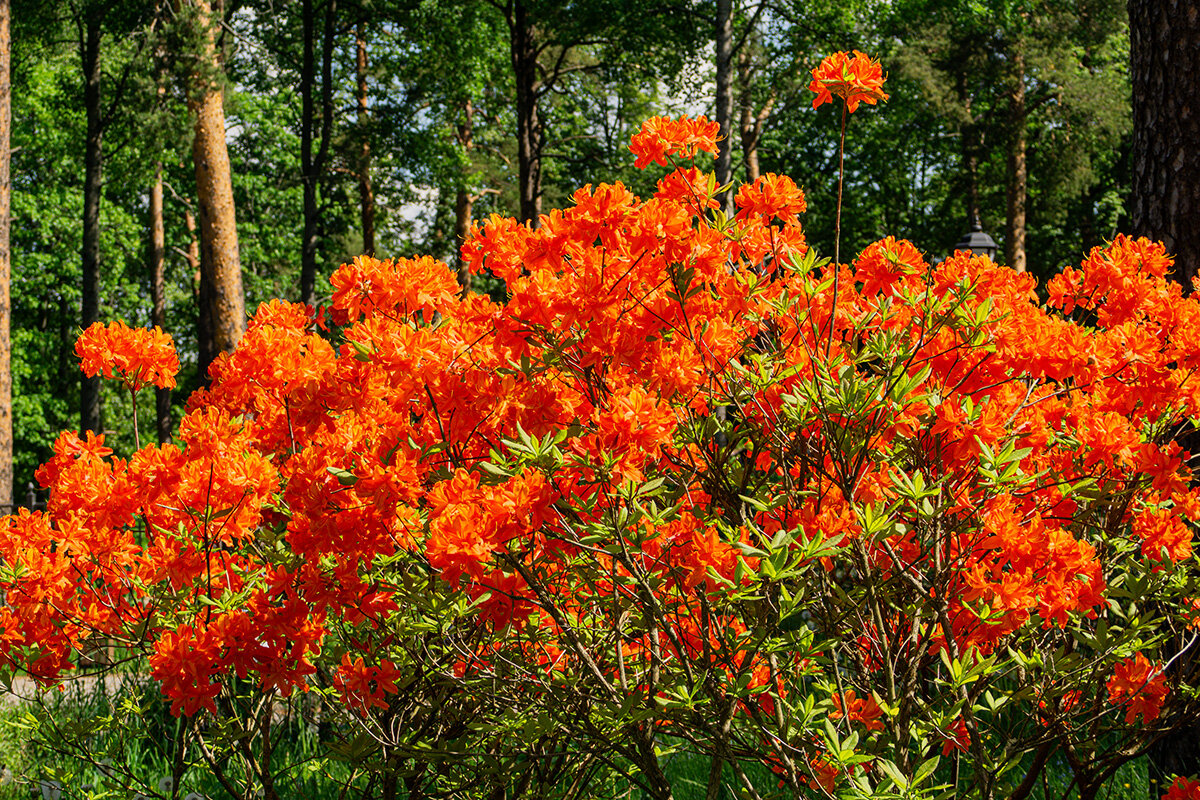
356;23;374;257
454;188;473;291
454;97;474;292
185;206;200;288
0;0;11;512
189;0;244;376
1131;2;1200;794
714;0;734;209
510;0;541;226
1005;43;1027;271
958;72;982;233
737;48;774;186
299;0;320;303
300;0;316;302
149;162;170;444
183;204;211;373
300;0;336;305
1080;185;1099;253
80;15;102;436
1129;0;1200;291
738;49;757;183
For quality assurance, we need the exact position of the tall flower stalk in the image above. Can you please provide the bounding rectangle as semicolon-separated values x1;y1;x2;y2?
808;50;888;349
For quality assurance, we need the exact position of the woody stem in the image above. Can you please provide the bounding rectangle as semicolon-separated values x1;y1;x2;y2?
829;102;848;355
130;387;140;451
835;102;846;265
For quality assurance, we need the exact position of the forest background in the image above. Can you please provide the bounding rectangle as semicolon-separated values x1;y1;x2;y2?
0;0;1138;508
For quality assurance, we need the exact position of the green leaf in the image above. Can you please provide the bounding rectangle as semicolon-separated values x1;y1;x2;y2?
823;717;841;750
479;461;512;477
778;610;809;632
877;759;909;791
913;756;940;786
326;466;358;486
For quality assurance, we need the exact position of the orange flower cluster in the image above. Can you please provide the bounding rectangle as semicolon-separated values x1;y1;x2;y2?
1164;777;1200;800
829;690;885;732
75;320;179;391
333;654;401;716
629;114;720;168
809;50;889;113
734;173;806;226
1106;653;1168;724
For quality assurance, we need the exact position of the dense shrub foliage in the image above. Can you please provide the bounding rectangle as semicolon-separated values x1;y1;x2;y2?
2;63;1200;799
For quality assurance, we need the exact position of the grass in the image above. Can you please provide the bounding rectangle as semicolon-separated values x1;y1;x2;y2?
0;676;361;800
0;685;1160;800
637;743;1151;800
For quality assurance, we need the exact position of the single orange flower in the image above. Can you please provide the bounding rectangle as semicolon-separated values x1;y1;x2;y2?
941;717;970;756
809;51;889;113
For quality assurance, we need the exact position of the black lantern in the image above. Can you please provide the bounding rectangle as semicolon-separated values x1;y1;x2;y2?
954;217;998;260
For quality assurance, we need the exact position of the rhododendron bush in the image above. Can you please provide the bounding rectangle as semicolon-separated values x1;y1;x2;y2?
7;79;1200;800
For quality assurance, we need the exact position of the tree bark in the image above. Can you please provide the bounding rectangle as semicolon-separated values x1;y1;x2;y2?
182;204;211;371
1004;42;1027;271
737;47;773;185
356;22;374;257
454;97;474;292
149;162;170;444
958;72;982;235
299;0;336;305
453;182;473;293
0;0;11;512
189;0;244;376
1129;0;1200;292
714;0;734;209
1131;3;1200;793
81;14;102;436
150;49;171;444
510;0;541;226
300;0;316;300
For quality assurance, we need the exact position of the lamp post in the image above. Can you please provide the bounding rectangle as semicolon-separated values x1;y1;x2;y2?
954;217;998;260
